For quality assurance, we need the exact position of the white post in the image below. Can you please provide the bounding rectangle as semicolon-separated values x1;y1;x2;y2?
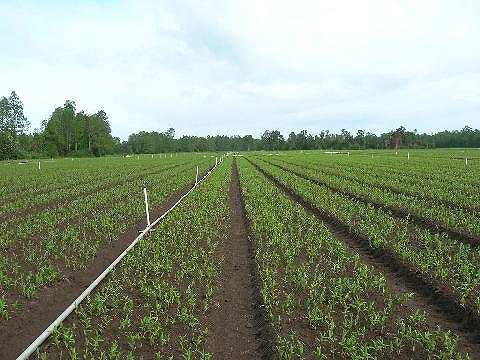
465;157;468;166
196;165;199;184
347;152;350;156
215;157;218;166
396;151;398;155
143;184;150;227
407;152;410;160
151;154;153;159
38;161;41;170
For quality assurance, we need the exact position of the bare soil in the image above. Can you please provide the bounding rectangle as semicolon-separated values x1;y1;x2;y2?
205;159;273;359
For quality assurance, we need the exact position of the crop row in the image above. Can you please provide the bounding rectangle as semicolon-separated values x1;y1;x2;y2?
275;156;480;212
33;159;231;359
0;158;149;199
0;155;195;201
0;160;189;220
263;157;480;242
0;160;212;322
237;158;469;358
248;158;480;318
288;153;480;193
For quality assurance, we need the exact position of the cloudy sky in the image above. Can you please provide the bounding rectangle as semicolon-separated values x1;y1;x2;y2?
1;0;479;139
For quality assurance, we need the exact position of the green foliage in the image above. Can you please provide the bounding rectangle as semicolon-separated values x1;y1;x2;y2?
124;127;480;155
32;158;230;357
43;102;114;157
0;91;29;136
0;131;17;160
0;156;213;313
0;91;116;159
251;151;480;321
239;156;471;358
0;91;30;158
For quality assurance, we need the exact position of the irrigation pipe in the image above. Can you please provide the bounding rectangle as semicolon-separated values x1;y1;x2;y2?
17;161;221;360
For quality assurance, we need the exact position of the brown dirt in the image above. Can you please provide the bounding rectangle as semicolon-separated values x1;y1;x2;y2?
205;160;273;359
0;176;201;360
247;157;480;359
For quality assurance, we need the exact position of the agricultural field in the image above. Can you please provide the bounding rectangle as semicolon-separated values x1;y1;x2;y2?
1;149;480;359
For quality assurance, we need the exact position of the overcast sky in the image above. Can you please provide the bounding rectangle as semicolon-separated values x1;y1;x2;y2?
1;0;479;139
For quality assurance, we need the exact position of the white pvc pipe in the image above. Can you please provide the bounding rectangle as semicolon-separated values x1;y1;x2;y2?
143;187;150;227
16;162;219;360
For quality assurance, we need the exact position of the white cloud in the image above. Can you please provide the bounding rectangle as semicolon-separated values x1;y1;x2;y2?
0;0;478;138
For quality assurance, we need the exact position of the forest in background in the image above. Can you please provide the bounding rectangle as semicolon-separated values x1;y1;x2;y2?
1;91;480;159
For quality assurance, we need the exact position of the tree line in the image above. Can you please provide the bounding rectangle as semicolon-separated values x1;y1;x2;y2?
40;100;120;157
123;127;480;153
0;91;120;160
1;91;479;160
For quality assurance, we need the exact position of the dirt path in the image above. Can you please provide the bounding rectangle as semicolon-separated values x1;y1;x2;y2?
206;160;272;359
248;157;480;358
0;172;208;360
